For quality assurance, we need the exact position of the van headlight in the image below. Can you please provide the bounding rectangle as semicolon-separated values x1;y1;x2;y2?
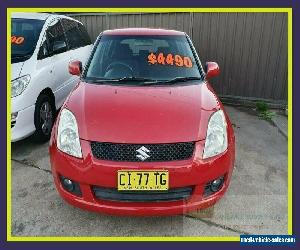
57;109;82;158
11;75;31;97
203;110;228;159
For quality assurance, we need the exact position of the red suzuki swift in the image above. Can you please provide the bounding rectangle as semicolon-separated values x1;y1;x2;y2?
49;28;235;216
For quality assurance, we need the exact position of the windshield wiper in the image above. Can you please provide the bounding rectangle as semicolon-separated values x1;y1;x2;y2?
107;76;156;82
12;53;31;59
139;76;202;86
84;76;202;85
84;76;157;84
163;76;202;84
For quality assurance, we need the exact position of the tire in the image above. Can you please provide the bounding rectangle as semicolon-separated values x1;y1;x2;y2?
33;94;55;142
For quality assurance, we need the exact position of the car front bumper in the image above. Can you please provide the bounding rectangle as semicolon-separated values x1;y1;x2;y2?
11;104;36;142
49;132;235;216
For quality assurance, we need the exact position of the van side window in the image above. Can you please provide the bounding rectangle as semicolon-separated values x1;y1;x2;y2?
62;19;92;50
62;19;79;49
46;19;67;55
38;35;49;59
77;23;92;45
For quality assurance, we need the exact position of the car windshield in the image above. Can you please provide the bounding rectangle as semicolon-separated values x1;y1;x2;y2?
11;18;45;63
83;34;203;85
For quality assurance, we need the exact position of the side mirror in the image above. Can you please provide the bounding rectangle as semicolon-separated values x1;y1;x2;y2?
205;62;220;79
69;60;82;76
52;40;67;54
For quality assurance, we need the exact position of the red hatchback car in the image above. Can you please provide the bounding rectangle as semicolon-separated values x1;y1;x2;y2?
49;28;235;216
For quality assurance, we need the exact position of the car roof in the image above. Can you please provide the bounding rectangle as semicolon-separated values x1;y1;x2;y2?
11;12;73;21
102;28;185;36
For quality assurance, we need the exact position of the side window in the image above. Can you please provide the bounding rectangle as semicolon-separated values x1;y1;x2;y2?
38;34;49;59
62;19;80;49
62;19;92;50
77;23;92;46
46;19;67;55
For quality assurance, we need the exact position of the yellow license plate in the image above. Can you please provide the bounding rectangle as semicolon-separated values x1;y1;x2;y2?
118;170;169;191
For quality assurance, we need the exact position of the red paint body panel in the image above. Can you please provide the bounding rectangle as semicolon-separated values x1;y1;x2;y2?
68;60;82;76
206;62;220;79
65;82;220;143
49;81;235;215
50;129;235;216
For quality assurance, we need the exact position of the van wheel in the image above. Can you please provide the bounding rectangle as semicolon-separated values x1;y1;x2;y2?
33;94;55;142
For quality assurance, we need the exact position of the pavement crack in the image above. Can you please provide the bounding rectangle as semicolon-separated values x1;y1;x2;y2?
12;158;52;174
185;215;250;235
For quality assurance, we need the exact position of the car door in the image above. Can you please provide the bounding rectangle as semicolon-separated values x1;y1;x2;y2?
46;18;73;109
35;24;55;103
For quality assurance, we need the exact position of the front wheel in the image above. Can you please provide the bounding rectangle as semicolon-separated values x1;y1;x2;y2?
33;94;55;142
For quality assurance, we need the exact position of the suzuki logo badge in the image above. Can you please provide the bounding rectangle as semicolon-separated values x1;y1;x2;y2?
136;146;150;161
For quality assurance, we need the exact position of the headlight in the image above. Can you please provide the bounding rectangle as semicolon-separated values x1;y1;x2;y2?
11;75;31;97
57;109;82;158
203;110;228;159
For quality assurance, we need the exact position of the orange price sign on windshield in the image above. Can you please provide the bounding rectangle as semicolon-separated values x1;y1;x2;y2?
11;36;25;45
148;52;193;68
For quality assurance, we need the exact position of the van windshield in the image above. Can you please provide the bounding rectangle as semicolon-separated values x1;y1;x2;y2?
11;18;45;63
84;35;203;85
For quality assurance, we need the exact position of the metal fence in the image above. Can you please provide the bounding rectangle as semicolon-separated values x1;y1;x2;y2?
68;12;288;103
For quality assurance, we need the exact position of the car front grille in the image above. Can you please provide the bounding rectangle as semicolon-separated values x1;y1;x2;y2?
92;186;193;202
90;142;195;162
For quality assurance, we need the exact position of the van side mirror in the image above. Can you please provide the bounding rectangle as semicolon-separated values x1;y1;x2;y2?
69;60;82;76
52;40;67;54
205;62;220;79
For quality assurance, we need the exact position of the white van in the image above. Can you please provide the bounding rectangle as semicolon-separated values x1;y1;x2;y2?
11;12;92;142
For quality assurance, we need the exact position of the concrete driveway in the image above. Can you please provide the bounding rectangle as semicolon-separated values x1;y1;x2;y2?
11;105;288;237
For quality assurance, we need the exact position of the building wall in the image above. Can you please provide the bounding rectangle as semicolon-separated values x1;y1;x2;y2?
68;12;288;102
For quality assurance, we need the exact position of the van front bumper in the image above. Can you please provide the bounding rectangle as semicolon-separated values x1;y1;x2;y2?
11;104;36;142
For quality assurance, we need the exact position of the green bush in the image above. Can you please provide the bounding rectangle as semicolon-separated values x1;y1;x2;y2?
256;101;269;112
256;101;276;121
258;111;276;121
